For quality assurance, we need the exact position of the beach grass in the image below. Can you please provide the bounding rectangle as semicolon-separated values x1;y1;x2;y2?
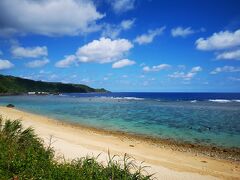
0;116;152;180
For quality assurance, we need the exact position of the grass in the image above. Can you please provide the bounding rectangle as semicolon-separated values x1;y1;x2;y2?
0;116;152;180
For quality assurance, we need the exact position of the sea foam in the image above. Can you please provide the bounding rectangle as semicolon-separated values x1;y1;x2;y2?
209;99;231;103
111;97;144;100
99;96;144;100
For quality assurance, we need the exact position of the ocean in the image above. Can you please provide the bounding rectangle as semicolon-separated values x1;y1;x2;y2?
0;92;240;148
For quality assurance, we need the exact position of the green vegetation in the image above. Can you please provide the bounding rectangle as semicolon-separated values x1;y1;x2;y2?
0;117;152;180
0;74;108;94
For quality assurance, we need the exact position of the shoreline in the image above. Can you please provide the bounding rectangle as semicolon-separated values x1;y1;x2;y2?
10;107;240;162
0;106;239;179
50;119;240;162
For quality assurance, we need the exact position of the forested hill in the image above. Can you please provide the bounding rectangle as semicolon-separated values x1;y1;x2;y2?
0;74;108;94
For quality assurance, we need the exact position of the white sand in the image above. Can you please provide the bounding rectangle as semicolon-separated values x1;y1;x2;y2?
1;106;239;180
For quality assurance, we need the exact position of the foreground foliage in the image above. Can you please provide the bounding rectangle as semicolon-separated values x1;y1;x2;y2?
0;117;152;180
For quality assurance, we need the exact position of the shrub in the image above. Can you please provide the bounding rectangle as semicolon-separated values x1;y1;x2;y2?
0;117;152;180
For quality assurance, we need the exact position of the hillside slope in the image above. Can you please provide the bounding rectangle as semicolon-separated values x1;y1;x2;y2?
0;74;107;94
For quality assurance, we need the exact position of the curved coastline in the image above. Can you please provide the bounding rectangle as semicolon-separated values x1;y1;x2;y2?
2;106;240;162
1;94;240;149
37;116;240;162
1;106;240;179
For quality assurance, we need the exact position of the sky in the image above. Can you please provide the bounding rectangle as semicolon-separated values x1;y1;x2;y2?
0;0;240;92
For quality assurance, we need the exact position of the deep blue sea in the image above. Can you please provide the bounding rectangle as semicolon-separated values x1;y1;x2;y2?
0;92;240;148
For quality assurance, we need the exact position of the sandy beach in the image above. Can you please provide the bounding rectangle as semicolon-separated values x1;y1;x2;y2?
0;106;239;180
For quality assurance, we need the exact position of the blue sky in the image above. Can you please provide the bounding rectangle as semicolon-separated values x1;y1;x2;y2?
0;0;240;92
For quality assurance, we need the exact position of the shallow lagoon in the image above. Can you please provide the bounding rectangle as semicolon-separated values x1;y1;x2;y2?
1;92;240;148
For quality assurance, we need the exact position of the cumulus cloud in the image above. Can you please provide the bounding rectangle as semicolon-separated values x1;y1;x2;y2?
171;27;195;37
210;66;240;74
134;27;166;45
76;37;133;63
169;66;202;80
11;45;48;58
143;64;171;72
216;49;240;60
109;0;135;13
55;38;133;67
102;19;135;39
196;29;240;50
112;59;135;68
55;55;76;68
0;59;14;70
26;59;49;68
0;0;104;36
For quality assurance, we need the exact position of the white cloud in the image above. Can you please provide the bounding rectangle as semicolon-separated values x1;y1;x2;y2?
171;27;195;37
76;37;133;63
169;66;202;80
26;59;49;68
49;74;58;80
120;19;135;30
210;66;240;74
81;78;91;83
143;64;171;72
216;49;240;60
0;59;14;70
39;70;51;74
196;29;240;50
109;0;135;13
112;59;135;68
101;24;122;39
0;0;104;36
55;38;133;68
55;55;76;68
134;26;166;45
11;46;48;58
102;19;135;39
0;28;19;37
191;66;202;72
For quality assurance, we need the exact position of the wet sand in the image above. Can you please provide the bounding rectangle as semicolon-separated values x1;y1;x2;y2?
0;106;239;179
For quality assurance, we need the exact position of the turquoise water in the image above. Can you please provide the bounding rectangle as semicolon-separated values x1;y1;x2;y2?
0;93;240;148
